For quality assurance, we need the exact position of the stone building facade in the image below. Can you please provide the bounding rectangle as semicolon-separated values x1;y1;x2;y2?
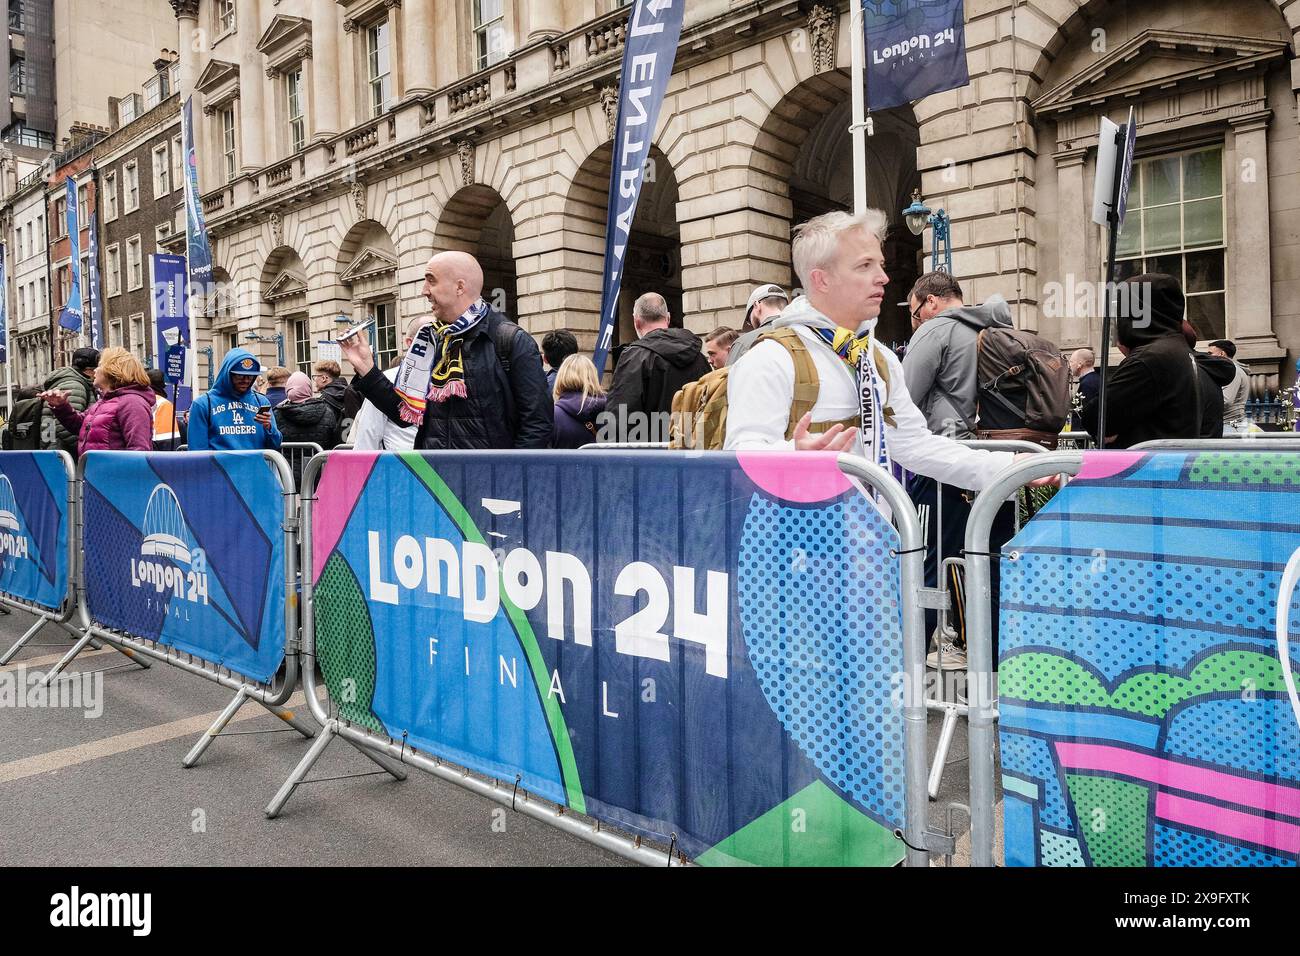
45;137;98;370
171;0;1300;392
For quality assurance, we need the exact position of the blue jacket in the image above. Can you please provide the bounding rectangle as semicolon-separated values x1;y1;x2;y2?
187;348;283;451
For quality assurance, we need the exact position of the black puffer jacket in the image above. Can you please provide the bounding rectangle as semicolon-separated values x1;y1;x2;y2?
274;397;340;449
606;327;711;420
1081;274;1235;448
355;307;553;450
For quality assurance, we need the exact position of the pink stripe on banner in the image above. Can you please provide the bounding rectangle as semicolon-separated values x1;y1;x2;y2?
1155;792;1300;855
736;451;851;503
1055;742;1300;819
1075;450;1147;481
312;452;380;581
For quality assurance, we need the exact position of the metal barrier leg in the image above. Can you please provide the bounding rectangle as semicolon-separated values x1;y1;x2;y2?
182;687;250;768
928;703;961;800
265;719;339;818
58;620;148;671
36;628;96;688
0;615;47;665
258;699;317;740
356;742;408;780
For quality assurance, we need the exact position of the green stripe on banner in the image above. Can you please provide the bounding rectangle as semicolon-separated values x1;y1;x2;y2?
400;453;587;815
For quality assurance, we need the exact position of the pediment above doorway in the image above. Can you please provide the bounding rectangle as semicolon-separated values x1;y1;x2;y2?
340;247;398;284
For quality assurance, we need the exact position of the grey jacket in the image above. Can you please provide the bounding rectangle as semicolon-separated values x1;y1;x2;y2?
727;319;775;366
1221;361;1250;423
901;296;1013;438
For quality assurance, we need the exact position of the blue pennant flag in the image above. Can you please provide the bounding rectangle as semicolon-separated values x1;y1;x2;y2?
57;177;82;332
865;0;971;112
182;97;214;290
592;0;685;376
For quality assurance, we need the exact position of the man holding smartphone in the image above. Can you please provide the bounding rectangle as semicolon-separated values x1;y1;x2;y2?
186;348;283;451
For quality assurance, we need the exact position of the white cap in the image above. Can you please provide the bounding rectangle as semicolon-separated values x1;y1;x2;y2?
745;283;789;324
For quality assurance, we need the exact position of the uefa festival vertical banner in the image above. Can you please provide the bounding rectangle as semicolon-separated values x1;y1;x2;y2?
182;97;213;290
0;243;7;365
150;254;193;412
864;0;971;111
86;211;103;349
57;177;82;332
592;0;685;375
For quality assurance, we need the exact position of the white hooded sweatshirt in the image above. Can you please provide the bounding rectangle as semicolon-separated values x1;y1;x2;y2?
724;295;1015;491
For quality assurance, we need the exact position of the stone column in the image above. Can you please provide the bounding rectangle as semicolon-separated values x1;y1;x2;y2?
311;0;340;139
239;0;266;172
402;0;436;97
1227;116;1273;343
169;0;201;99
1054;147;1089;348
527;0;563;43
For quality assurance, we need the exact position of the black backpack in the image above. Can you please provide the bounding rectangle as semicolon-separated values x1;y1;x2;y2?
5;397;45;451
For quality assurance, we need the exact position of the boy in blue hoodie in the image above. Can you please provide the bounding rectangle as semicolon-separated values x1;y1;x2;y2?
187;348;283;451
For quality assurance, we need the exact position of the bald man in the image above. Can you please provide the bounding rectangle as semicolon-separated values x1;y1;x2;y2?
339;250;552;449
1069;348;1099;431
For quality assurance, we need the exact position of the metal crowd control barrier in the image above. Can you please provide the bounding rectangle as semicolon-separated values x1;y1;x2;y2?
0;450;144;684
1134;436;1300;450
964;452;1084;867
70;450;313;768
269;449;934;867
280;441;324;479
1055;431;1093;450
917;439;1044;802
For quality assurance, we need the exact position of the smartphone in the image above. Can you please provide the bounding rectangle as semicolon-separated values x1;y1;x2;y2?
336;319;374;344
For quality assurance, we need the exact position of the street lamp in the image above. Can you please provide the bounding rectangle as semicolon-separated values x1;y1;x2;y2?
245;331;285;368
902;188;953;275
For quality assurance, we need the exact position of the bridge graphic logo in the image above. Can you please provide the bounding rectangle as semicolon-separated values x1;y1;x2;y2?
132;483;209;605
0;475;30;562
141;484;192;563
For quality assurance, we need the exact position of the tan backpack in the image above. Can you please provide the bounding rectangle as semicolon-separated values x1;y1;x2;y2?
669;327;891;450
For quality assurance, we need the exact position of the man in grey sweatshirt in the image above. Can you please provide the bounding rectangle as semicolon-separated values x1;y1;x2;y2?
901;272;1016;669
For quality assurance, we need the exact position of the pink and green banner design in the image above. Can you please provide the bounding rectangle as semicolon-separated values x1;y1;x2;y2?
310;449;907;866
1000;451;1300;866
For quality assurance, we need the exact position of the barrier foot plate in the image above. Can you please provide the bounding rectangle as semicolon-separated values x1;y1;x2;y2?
183;688;250;768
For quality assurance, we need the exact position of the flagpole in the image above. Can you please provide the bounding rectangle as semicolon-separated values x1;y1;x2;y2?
850;0;867;216
3;244;10;417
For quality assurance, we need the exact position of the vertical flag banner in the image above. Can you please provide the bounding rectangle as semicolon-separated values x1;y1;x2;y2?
57;177;82;332
150;254;193;412
87;211;102;349
0;243;7;364
864;0;970;112
592;0;685;375
182;97;213;290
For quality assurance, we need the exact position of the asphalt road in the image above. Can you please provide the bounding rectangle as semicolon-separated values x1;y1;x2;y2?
0;608;987;867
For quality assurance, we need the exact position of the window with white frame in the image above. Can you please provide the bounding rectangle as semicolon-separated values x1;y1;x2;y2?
53;196;66;237
109;319;124;348
144;72;166;110
155;223;172;250
293;316;311;373
286;68;305;154
125;161;139;212
106;243;120;296
130;313;146;361
118;94;139;126
367;20;393;118
126;236;142;290
221;106;237;184
172;135;183;193
18;220;26;260
152;144;170;198
474;0;506;70
1113;145;1226;341
373;301;397;369
58;265;69;306
104;171;118;220
217;0;235;34
77;183;87;227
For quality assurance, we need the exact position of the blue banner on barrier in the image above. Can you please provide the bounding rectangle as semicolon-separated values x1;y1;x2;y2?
0;452;69;610
82;452;286;683
312;450;906;865
1000;450;1300;867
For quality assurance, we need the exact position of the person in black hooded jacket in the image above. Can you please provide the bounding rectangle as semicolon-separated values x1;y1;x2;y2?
1080;274;1235;448
604;292;710;440
340;250;552;450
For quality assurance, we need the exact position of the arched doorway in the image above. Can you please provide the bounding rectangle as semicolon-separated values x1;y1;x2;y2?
753;68;921;345
260;246;308;373
337;219;402;369
433;185;518;320
565;143;681;353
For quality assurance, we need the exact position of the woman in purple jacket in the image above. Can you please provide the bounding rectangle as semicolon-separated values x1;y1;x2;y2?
551;354;607;449
39;347;155;455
